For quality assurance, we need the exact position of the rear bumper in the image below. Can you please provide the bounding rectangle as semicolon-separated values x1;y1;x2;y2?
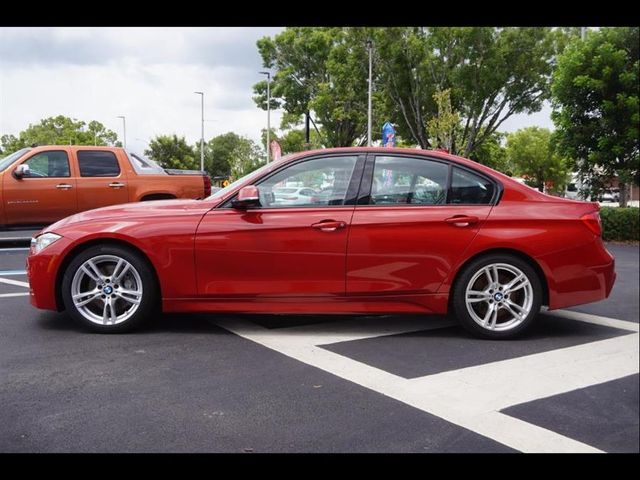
537;238;616;310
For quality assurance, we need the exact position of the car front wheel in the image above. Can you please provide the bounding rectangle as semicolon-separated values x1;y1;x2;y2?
61;244;158;333
451;254;543;339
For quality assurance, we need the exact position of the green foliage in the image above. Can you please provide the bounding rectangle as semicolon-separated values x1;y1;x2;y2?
600;207;640;241
206;132;263;181
145;135;197;170
261;128;323;155
427;89;461;152
254;27;375;147
551;27;639;206
506;127;571;193
1;116;119;154
373;27;563;156
468;132;509;173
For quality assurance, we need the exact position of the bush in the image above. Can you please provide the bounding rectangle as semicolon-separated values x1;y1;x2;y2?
600;207;640;241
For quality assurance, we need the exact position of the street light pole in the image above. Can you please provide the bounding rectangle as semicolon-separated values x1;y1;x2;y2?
367;39;373;147
117;115;126;148
194;92;204;171
259;71;271;162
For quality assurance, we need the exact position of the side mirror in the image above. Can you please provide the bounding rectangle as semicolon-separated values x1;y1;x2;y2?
13;164;30;179
232;185;261;209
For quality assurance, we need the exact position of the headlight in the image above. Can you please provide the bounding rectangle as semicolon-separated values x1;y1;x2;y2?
30;233;62;254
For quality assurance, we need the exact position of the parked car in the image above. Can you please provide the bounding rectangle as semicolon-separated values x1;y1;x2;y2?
272;186;318;206
0;146;211;228
26;147;615;339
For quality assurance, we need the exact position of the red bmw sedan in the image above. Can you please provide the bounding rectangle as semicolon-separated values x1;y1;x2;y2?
26;148;616;338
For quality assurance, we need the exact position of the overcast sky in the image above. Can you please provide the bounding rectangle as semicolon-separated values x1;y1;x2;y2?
0;27;554;154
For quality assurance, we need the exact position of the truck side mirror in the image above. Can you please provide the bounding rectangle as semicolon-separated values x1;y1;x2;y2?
13;164;30;179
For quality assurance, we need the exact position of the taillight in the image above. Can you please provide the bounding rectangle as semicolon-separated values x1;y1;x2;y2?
581;211;602;236
203;175;211;197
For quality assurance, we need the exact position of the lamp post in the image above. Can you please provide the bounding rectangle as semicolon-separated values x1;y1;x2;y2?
367;39;373;147
194;92;204;171
117;115;126;148
259;71;271;162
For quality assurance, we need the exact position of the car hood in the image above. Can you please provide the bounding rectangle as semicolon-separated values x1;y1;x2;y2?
43;198;219;237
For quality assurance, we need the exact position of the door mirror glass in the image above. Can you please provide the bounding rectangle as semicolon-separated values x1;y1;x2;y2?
13;164;30;179
232;186;261;209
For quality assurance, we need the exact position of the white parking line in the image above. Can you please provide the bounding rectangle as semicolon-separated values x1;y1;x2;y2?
0;292;30;298
0;277;30;288
215;310;638;453
0;270;27;276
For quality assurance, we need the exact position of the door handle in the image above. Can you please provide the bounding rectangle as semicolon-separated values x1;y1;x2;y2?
311;220;346;232
445;215;479;227
56;183;73;190
108;182;126;188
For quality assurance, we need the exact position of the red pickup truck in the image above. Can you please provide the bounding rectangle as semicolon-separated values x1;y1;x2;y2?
0;145;211;228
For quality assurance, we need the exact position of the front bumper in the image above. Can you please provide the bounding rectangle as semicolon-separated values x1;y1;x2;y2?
26;235;75;311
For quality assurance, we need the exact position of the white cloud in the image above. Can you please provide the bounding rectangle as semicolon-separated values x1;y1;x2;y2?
0;27;283;154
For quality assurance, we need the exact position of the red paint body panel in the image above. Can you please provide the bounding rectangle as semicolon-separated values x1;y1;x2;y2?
26;147;616;317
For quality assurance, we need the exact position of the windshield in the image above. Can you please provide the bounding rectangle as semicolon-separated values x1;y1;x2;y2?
0;148;31;172
206;162;274;200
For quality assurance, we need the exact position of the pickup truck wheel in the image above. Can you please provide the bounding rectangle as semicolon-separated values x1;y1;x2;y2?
61;244;158;333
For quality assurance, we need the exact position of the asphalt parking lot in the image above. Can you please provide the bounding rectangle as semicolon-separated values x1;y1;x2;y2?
0;242;638;453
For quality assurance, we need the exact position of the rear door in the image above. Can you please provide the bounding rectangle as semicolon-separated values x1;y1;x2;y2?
2;149;78;225
74;149;129;212
346;154;497;295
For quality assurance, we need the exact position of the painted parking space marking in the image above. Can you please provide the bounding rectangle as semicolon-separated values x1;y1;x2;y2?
0;270;27;276
215;309;638;453
0;292;30;298
0;277;30;288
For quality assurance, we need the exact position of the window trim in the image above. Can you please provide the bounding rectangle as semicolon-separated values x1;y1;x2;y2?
77;150;122;178
356;153;503;207
219;153;366;210
18;150;71;179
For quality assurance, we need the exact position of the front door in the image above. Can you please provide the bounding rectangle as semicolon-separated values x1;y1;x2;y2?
2;149;78;226
195;155;362;297
346;154;496;295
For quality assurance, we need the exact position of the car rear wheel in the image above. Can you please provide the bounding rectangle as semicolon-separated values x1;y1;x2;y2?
451;254;543;339
61;244;158;333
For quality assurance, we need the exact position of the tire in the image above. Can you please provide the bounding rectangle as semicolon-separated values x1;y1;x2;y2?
61;244;159;333
451;254;543;339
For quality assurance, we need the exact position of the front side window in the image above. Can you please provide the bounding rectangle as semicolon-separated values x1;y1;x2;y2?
22;151;70;178
449;167;495;205
370;156;448;205
256;156;358;208
77;151;121;177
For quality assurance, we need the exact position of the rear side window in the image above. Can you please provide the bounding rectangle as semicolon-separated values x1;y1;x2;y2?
78;151;121;177
449;167;495;205
370;156;448;205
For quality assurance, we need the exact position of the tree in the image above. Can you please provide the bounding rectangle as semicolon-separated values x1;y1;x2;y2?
551;27;639;206
253;27;374;148
374;27;564;156
427;89;461;153
145;135;197;170
506;127;571;194
1;116;119;155
207;132;263;180
468;131;510;174
260;128;323;155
